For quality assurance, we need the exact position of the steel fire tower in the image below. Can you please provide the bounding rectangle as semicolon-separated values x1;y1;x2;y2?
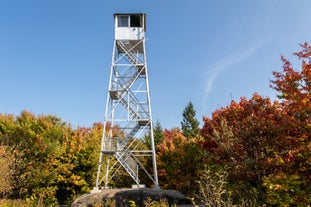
94;13;159;190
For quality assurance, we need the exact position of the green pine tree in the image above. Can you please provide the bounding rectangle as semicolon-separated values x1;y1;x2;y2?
144;120;164;150
153;120;164;147
181;101;200;139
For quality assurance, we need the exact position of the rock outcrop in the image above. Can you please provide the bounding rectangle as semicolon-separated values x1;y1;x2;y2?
71;188;193;207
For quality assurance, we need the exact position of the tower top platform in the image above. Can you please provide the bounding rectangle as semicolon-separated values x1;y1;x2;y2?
114;13;146;40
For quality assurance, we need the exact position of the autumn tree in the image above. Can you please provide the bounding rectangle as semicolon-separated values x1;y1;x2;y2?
0;111;63;205
0;115;20;198
264;42;311;206
200;43;311;205
0;146;15;197
56;126;92;204
157;128;203;195
181;102;200;139
200;93;294;203
0;111;102;206
271;42;311;123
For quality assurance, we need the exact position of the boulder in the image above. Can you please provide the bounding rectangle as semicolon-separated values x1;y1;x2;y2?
71;188;193;207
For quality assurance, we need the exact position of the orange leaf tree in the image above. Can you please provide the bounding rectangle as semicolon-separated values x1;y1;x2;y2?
265;42;311;206
157;128;203;195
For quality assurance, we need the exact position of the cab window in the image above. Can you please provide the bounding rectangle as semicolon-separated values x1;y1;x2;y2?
118;16;129;27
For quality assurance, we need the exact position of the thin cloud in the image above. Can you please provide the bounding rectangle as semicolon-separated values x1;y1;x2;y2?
202;43;264;110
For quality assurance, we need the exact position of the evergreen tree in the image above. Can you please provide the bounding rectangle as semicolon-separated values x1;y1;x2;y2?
153;120;164;147
181;102;200;139
144;120;164;150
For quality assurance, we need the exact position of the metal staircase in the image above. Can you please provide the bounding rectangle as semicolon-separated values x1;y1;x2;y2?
118;124;140;150
115;152;139;184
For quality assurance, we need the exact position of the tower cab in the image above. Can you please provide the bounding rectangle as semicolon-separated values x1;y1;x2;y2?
114;13;146;40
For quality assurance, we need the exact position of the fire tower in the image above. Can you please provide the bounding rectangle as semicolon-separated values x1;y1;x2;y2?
94;13;159;190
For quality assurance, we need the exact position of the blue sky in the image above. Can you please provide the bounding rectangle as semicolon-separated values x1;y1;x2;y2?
1;0;310;129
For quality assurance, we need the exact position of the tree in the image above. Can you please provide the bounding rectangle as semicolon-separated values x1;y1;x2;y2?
181;102;200;139
270;42;311;123
0;146;15;197
157;128;203;195
200;94;292;202
153;120;164;147
200;43;311;205
263;42;311;206
144;120;164;150
0;111;102;206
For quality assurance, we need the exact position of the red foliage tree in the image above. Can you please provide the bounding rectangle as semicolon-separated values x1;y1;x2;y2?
200;43;311;205
200;94;292;198
266;43;311;205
